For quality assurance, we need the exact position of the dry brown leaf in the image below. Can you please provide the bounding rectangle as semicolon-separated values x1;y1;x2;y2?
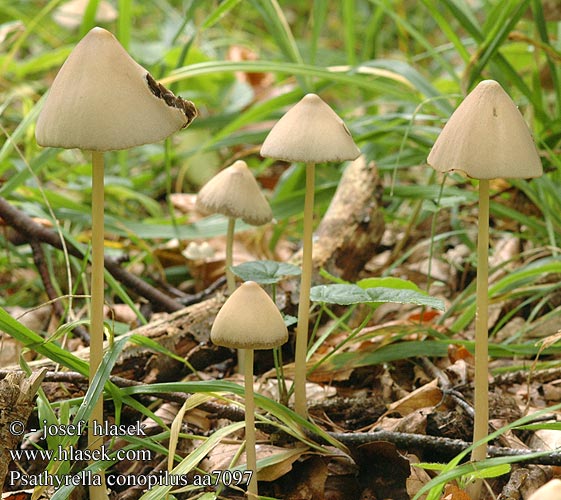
0;334;26;366
256;446;308;481
376;408;429;434
104;303;140;327
406;454;431;500
200;442;306;482
386;379;443;417
285;456;329;500
448;345;474;364
528;428;561;451
441;483;471;500
170;193;199;217
258;376;336;404
227;45;274;91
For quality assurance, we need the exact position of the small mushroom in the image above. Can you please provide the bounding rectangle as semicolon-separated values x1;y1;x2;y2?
261;93;359;417
211;281;288;500
196;160;273;293
35;27;196;499
528;479;561;500
427;79;542;496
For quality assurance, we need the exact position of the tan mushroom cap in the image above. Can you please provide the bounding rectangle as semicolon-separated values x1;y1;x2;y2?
196;160;273;226
528;479;561;500
36;27;196;152
427;80;542;179
260;93;360;163
210;281;288;350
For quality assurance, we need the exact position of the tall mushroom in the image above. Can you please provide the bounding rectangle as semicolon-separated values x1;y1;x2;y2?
35;26;196;499
427;80;542;494
211;281;288;500
260;93;360;417
196;160;273;294
196;160;272;372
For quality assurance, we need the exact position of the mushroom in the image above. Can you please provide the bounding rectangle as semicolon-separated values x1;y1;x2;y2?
528;479;561;500
260;93;360;417
35;27;196;499
196;160;273;293
427;80;542;494
211;281;288;500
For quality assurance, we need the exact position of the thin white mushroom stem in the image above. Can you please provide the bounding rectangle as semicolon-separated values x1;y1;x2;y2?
89;151;108;499
293;161;315;418
225;216;236;294
225;216;246;371
470;178;490;495
244;348;258;499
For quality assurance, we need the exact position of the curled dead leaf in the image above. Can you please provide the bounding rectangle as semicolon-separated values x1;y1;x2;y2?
386;379;443;417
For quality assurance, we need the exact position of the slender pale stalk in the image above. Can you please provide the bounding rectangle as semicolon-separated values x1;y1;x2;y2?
226;216;246;371
89;151;108;499
293;162;315;418
469;178;490;497
244;348;258;499
225;216;236;293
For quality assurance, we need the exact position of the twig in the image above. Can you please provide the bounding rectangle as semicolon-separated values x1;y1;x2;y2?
0;196;183;313
179;276;227;306
29;240;90;343
327;430;561;465
2;371;559;466
0;369;245;422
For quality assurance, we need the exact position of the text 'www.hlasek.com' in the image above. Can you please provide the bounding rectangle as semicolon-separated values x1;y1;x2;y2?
8;420;253;490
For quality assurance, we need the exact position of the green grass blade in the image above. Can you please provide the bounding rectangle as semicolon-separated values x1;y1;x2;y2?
310;0;328;64
0;307;89;374
465;0;530;89
117;0;132;49
249;0;304;65
342;0;357;66
201;0;242;29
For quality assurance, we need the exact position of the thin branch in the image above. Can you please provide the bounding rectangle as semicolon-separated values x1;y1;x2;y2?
29;240;90;343
0;196;183;313
0;370;245;422
327;430;561;466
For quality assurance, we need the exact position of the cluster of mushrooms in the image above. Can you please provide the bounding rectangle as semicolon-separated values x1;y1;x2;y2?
35;26;550;500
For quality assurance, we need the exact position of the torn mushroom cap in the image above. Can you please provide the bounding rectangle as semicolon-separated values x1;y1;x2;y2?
210;281;288;350
36;27;197;152
427;80;542;179
260;93;360;163
196;160;273;226
528;479;561;500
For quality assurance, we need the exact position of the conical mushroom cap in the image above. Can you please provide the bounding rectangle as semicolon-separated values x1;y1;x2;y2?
260;93;360;163
196;160;273;226
528;479;561;500
36;27;197;151
427;80;542;179
211;281;288;350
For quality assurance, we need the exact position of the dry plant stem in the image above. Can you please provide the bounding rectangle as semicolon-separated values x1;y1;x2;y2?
469;178;490;497
89;151;108;500
294;162;315;418
244;348;258;499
